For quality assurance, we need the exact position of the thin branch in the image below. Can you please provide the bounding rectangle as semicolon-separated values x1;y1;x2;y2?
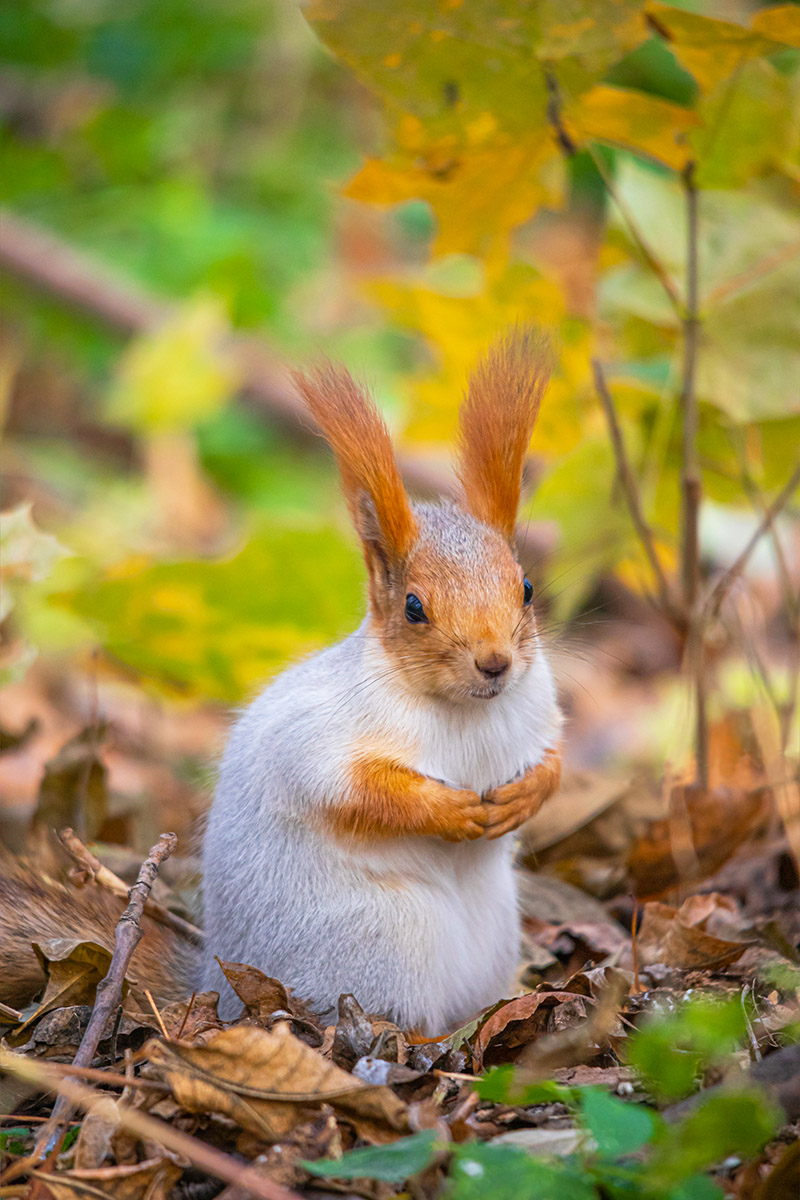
706;238;800;308
679;161;701;612
591;358;675;617
57;826;203;946
705;464;800;622
0;1051;303;1200
31;833;177;1164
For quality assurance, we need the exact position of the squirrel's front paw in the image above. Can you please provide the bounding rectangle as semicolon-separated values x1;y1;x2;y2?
481;748;561;841
425;784;487;842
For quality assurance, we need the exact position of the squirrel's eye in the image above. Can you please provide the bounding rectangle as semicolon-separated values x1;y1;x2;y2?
404;593;428;624
523;577;533;606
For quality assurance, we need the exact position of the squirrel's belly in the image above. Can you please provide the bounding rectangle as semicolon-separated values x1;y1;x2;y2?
202;828;519;1033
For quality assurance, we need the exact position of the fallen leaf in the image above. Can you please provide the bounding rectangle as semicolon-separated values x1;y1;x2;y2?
37;726;109;840
638;897;753;970
473;992;583;1072
9;939;114;1046
332;993;376;1068
216;959;290;1017
147;1021;408;1143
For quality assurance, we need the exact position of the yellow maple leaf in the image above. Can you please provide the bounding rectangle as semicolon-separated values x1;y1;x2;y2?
568;84;697;170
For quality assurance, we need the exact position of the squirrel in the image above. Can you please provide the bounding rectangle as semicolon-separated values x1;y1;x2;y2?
0;327;562;1037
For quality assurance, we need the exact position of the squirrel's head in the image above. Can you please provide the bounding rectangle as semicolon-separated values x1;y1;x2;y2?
294;327;554;704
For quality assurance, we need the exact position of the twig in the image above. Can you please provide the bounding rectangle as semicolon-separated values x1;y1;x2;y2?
27;1062;167;1092
176;991;197;1040
704;464;800;622
0;1003;23;1023
57;827;203;946
30;833;178;1163
630;896;642;995
706;238;800;308
679;162;701;612
0;1051;303;1200
144;989;170;1042
591;359;676;617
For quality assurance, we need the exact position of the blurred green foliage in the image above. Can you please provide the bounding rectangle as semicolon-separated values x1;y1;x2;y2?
2;1;799;705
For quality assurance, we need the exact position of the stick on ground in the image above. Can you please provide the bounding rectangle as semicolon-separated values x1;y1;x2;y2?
57;826;203;945
30;832;178;1163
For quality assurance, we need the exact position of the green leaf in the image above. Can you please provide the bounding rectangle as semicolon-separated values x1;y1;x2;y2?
668;1176;724;1200
647;1091;781;1187
302;1129;439;1182
106;297;240;433
450;1142;596;1200
627;996;746;1102
579;1088;657;1157
0;504;70;622
475;1065;572;1107
60;523;365;703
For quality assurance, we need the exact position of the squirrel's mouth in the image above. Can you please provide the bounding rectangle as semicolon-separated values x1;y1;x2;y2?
468;684;504;699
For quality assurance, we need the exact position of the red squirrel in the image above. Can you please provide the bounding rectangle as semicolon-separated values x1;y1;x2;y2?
0;328;562;1034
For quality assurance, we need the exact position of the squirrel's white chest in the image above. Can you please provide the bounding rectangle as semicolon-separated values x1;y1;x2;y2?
395;651;560;794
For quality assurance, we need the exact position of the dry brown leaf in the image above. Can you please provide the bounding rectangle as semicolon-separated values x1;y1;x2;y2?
216;959;291;1018
521;768;633;853
146;1021;407;1143
37;1156;181;1200
9;939;114;1046
73;1096;120;1169
638;897;753;970
155;991;222;1040
37;725;109;839
472;991;581;1072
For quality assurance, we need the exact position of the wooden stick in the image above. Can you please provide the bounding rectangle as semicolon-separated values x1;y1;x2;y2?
0;1051;302;1200
57;827;203;946
31;833;177;1163
591;358;676;618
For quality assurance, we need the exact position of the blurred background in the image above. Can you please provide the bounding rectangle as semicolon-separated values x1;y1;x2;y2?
0;0;798;900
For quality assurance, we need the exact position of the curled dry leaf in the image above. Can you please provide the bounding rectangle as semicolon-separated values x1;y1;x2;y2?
215;958;321;1041
333;993;376;1068
146;1020;408;1143
638;895;753;970
36;1155;182;1200
472;991;582;1072
9;939;114;1047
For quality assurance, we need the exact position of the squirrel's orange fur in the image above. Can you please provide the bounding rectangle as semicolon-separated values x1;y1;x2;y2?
457;327;555;539
0;847;191;1008
294;361;418;565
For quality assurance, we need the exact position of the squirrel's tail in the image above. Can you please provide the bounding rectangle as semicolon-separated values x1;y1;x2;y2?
0;845;196;1010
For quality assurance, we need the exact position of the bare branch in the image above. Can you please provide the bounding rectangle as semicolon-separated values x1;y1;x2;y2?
591;358;676;617
705;464;800;622
679;163;701;612
31;833;178;1163
0;1050;303;1200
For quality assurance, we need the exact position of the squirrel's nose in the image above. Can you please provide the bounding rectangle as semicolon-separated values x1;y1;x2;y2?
475;652;511;679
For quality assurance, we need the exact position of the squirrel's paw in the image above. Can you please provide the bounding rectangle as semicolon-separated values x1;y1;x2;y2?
481;762;556;840
428;785;488;842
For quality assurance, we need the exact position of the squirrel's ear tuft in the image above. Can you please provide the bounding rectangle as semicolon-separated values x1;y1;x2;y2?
293;361;417;566
457;327;555;540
